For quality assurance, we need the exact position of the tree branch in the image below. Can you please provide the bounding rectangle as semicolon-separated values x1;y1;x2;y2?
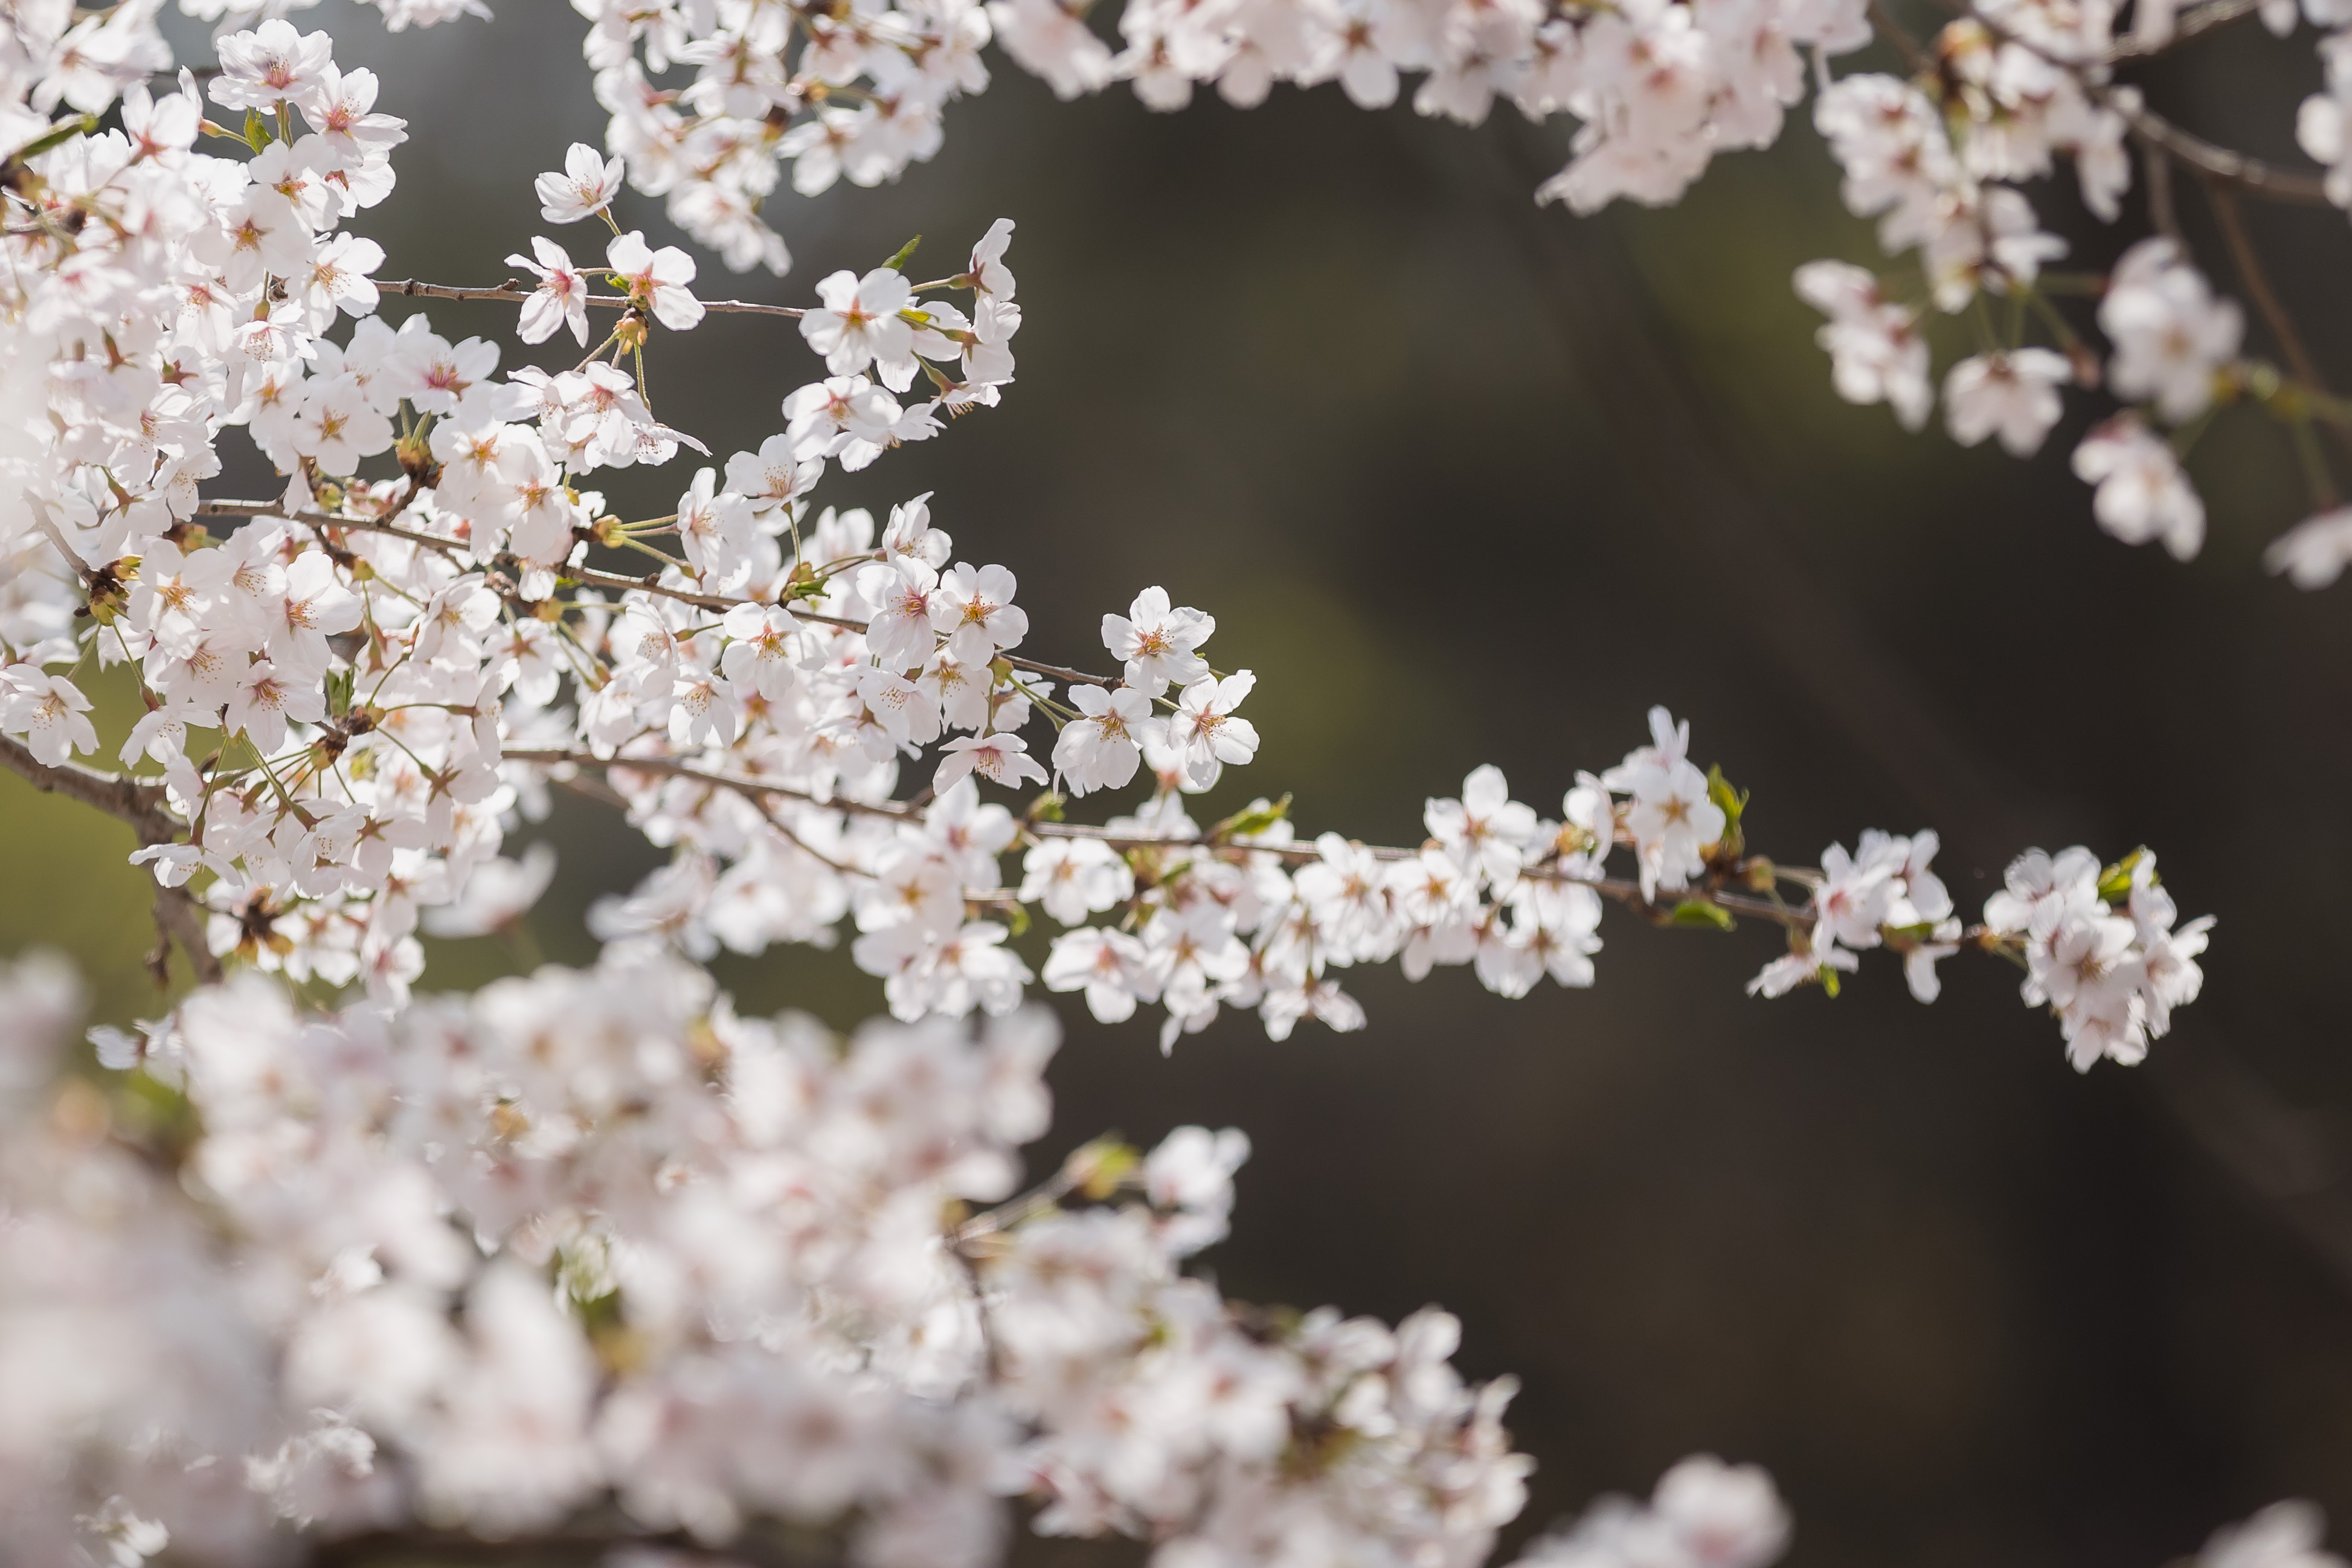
0;733;173;838
501;749;1952;940
1868;0;1936;72
2201;175;2330;393
1463;114;2352;1311
0;736;222;985
2118;99;2334;207
194;500;473;562
381;278;808;319
1936;0;2334;204
2104;0;2263;57
308;1517;841;1568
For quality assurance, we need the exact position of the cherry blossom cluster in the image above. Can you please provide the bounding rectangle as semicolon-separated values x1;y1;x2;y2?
1793;49;2213;547
0;945;1552;1564
1512;1454;1789;1568
0;16;1015;1006
26;0;2352;586
0;13;2217;1082
542;0;2352;583
566;0;1886;272
1784;0;2352;583
0;927;2333;1568
1981;844;2213;1070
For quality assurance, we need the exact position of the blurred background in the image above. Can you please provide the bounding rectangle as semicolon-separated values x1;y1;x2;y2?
11;3;2352;1563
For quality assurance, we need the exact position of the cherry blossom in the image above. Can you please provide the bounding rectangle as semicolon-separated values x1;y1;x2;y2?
1945;350;2072;457
2073;416;2208;559
533;141;623;225
506;237;590;347
605;230;705;331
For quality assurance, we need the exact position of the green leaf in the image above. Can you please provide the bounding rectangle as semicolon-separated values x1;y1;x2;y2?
882;233;923;272
1004;902;1031;940
242;107;271;152
1213;794;1292;842
5;112;98;167
1027;790;1065;823
1066;1136;1139;1201
1705;763;1748;833
1669;899;1736;931
1819;966;1842;999
2096;847;2151;902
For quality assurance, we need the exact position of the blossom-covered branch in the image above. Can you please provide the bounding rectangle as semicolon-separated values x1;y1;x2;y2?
0;2;2304;1564
0;19;2205;1066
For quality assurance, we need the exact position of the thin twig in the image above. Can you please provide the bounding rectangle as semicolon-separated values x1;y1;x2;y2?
556;567;1120;686
1868;0;1936;72
194;501;473;561
502;748;1822;930
506;748;921;824
2115;97;2333;206
2145;140;2182;243
2104;0;2262;57
0;736;223;985
2201;175;2330;391
0;734;172;834
381;278;806;319
1939;0;2333;203
1467;111;2352;1313
190;509;1129;687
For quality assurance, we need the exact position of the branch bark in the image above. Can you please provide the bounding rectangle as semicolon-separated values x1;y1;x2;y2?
381;277;809;319
194;502;1123;689
0;733;174;838
307;1518;841;1568
1931;0;2334;204
2117;99;2334;207
502;748;1946;940
0;734;222;985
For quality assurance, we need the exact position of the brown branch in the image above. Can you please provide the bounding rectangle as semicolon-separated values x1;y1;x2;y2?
381;278;807;319
1000;654;1115;689
552;568;1121;687
505;747;923;826
563;561;741;612
2104;0;2263;57
2201;175;2330;393
2114;97;2333;206
147;883;222;987
505;749;1854;937
194;501;473;562
2144;139;2182;244
0;735;222;986
1938;0;2332;203
1868;0;1936;72
0;733;173;837
199;507;1127;693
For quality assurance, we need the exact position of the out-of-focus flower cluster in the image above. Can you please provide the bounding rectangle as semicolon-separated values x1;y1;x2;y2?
1792;48;2235;560
570;0;1881;276
0;948;1539;1564
1513;1454;1790;1568
546;0;2352;583
1780;0;2352;580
